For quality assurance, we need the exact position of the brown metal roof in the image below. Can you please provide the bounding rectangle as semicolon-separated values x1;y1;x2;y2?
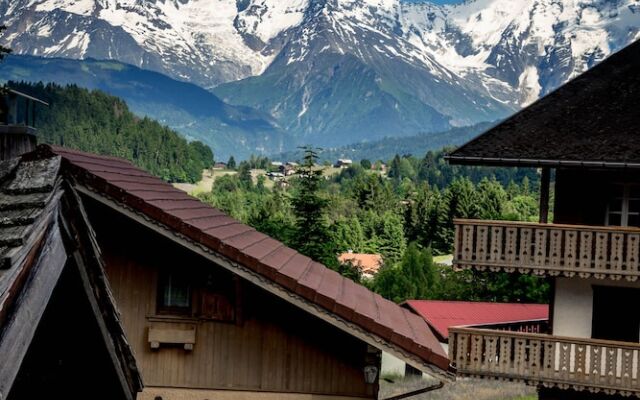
45;144;450;372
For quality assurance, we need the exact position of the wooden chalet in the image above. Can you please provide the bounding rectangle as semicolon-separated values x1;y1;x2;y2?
37;144;450;399
0;93;142;400
445;39;640;399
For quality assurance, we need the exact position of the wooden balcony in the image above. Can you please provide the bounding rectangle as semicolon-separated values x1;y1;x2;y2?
449;327;640;397
454;219;640;281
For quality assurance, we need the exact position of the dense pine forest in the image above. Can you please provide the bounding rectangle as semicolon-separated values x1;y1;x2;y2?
198;150;550;304
8;81;214;183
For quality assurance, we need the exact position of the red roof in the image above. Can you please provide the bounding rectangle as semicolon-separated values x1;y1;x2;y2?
338;253;383;275
404;300;548;341
45;145;450;372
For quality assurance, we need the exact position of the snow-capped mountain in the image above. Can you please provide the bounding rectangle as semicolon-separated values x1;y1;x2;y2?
2;0;639;151
0;0;308;87
402;0;640;103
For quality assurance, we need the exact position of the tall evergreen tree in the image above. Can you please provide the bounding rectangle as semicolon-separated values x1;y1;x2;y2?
227;156;237;170
291;147;336;267
237;162;253;189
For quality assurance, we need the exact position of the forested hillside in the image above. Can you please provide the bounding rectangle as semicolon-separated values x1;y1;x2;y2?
9;81;213;183
198;150;549;304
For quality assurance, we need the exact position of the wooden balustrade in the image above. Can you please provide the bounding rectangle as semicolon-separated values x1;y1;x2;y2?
449;327;640;396
454;219;640;281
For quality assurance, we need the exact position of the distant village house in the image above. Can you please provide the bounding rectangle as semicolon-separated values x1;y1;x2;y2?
338;252;383;279
335;159;353;168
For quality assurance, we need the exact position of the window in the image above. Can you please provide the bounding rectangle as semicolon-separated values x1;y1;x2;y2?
156;269;238;321
592;286;640;342
606;183;640;227
158;272;192;315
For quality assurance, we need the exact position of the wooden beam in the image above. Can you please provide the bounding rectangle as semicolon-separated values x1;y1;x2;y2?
70;251;138;400
58;183;143;397
0;221;67;399
75;184;454;381
539;167;551;223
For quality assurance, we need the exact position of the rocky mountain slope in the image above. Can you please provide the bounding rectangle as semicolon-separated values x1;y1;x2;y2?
2;0;639;152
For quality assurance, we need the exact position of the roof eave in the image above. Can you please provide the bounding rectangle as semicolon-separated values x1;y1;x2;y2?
444;155;640;169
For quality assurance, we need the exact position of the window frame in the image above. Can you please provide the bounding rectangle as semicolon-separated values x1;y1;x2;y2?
605;183;640;227
157;271;193;316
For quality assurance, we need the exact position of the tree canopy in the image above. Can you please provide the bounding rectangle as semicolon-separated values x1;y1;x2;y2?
9;81;213;183
198;148;549;304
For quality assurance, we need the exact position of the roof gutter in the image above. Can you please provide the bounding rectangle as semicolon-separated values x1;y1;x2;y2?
381;381;445;400
8;89;50;106
444;155;640;169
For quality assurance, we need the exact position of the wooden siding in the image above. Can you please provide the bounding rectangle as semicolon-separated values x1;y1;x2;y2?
87;199;376;398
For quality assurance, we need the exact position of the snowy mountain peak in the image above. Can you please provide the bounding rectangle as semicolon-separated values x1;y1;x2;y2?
1;0;639;152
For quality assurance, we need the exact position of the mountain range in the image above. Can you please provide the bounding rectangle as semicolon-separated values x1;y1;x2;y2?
0;55;283;158
2;0;639;157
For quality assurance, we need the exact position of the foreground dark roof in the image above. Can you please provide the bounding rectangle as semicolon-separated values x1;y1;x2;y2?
46;145;450;373
447;39;640;168
0;153;142;398
0;156;62;322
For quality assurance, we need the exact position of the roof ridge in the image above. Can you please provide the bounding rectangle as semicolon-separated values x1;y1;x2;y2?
47;145;138;164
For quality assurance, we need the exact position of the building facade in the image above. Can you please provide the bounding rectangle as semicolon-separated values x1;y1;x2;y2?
43;144;451;399
445;40;640;398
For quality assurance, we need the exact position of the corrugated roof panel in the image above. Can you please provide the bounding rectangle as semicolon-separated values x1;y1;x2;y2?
405;300;549;340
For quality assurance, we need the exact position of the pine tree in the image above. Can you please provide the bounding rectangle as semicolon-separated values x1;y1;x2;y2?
291;147;336;267
477;177;507;219
227;156;236;170
237;162;253;189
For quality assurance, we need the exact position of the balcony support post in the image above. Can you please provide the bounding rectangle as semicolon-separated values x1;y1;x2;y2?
539;167;551;223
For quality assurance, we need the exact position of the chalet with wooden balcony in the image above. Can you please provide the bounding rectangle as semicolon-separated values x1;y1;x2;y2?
445;39;640;399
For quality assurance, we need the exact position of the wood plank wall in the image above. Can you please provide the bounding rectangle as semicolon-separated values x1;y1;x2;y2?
85;198;376;398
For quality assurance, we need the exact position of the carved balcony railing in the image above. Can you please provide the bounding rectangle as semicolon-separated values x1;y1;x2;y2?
454;219;640;281
449;327;640;397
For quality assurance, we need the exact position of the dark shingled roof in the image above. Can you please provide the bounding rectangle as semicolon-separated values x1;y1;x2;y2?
0;156;62;311
45;145;451;374
447;39;640;168
0;152;142;398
